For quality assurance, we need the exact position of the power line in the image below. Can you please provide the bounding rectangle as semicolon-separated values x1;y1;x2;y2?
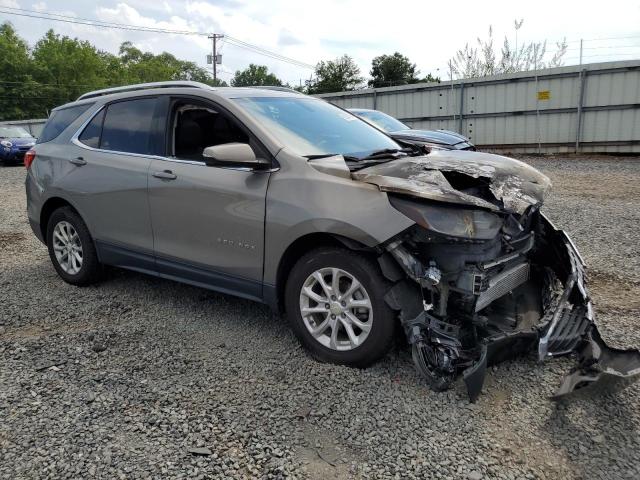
575;52;639;57
566;45;640;51
0;80;98;87
581;45;640;50
0;95;63;99
0;7;206;35
563;35;640;43
0;7;315;69
224;36;315;69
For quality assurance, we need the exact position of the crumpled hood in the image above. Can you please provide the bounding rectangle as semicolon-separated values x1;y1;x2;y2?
351;150;552;215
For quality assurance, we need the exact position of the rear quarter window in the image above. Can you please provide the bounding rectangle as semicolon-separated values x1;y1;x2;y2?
78;109;105;148
37;103;93;144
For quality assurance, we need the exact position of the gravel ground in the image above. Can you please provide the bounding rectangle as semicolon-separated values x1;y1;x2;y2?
1;155;640;480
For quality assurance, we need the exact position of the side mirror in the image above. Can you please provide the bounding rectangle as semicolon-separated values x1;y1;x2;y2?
202;143;269;169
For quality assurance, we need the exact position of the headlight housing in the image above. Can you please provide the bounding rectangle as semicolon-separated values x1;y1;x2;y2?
1;140;12;148
389;195;503;240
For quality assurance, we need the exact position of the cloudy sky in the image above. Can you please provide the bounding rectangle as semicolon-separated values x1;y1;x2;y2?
1;0;639;85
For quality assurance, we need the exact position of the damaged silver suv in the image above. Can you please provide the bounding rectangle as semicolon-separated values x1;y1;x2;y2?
26;81;640;401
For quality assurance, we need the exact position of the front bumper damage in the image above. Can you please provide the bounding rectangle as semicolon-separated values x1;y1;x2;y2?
383;214;640;402
340;149;639;401
538;222;640;400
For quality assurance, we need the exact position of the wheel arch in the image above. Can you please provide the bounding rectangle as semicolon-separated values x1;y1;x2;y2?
39;197;82;240
272;232;375;314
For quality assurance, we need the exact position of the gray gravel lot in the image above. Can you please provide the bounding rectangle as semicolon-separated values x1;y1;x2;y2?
1;156;640;479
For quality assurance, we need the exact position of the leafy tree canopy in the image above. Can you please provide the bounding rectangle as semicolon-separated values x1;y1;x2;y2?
0;23;223;121
231;64;283;87
369;52;419;87
307;55;363;94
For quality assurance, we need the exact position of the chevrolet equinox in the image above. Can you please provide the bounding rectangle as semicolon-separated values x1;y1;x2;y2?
25;81;640;401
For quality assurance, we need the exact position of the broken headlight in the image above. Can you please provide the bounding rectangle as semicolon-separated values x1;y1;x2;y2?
389;195;503;240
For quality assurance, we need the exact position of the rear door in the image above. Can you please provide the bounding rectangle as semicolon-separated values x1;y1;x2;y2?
147;96;271;301
70;96;162;270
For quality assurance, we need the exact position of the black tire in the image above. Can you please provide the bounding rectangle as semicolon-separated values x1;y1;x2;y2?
46;207;102;286
285;247;396;368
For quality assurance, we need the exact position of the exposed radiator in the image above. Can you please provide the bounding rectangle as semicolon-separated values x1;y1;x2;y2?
475;262;530;312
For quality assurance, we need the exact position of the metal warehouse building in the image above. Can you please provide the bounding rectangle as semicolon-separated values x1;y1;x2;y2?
318;60;640;154
0;118;46;138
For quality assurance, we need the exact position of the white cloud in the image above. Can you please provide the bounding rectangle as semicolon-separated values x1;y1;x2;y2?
32;1;46;11
3;0;639;85
0;0;20;9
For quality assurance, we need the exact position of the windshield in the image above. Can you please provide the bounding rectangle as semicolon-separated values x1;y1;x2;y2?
233;97;400;158
353;110;409;133
0;126;32;138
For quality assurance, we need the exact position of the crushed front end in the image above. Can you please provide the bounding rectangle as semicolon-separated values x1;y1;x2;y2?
354;152;640;401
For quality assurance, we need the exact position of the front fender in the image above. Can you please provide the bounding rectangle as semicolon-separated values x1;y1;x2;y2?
262;149;414;285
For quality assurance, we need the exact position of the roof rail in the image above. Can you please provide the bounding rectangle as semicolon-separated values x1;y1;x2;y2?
252;86;302;93
77;81;212;101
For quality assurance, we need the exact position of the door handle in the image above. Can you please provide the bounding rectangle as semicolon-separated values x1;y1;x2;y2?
69;157;87;166
152;170;177;180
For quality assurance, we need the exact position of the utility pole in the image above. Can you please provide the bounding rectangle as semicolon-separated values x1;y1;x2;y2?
579;39;583;65
207;34;224;82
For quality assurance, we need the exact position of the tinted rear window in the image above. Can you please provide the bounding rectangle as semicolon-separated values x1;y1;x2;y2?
78;109;105;148
37;103;93;144
100;98;157;155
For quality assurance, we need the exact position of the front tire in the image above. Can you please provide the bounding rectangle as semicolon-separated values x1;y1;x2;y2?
46;207;102;286
285;247;396;368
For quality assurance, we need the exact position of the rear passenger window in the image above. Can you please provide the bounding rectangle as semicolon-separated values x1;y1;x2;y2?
37;103;93;144
78;109;105;148
100;98;157;155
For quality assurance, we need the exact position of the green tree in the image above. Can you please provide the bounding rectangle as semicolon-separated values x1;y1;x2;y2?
32;30;109;108
369;52;418;88
369;52;440;88
117;42;224;87
231;64;283;87
0;25;225;120
307;55;363;94
0;23;42;120
420;73;440;83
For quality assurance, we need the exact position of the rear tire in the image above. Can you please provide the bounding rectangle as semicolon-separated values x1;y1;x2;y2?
285;247;396;368
46;207;102;286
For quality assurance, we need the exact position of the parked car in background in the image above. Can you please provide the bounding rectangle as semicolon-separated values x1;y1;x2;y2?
25;81;640;402
0;125;36;166
348;108;475;152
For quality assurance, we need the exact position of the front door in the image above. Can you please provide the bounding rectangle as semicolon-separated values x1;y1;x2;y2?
147;97;270;301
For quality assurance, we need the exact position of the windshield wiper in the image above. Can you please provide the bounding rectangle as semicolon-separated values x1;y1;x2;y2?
305;148;417;172
360;147;416;160
305;147;415;162
305;153;359;161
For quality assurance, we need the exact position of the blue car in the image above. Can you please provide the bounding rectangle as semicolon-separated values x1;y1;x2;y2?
0;125;36;165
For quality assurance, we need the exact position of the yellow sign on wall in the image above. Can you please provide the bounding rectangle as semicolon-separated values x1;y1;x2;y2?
537;90;551;100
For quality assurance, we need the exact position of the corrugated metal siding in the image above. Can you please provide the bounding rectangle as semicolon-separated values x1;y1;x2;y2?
318;60;640;153
0;119;46;137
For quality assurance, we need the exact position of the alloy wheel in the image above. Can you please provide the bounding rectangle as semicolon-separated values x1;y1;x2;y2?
299;267;373;351
52;220;83;275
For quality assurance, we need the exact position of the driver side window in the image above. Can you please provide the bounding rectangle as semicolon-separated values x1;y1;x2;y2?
171;101;251;162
